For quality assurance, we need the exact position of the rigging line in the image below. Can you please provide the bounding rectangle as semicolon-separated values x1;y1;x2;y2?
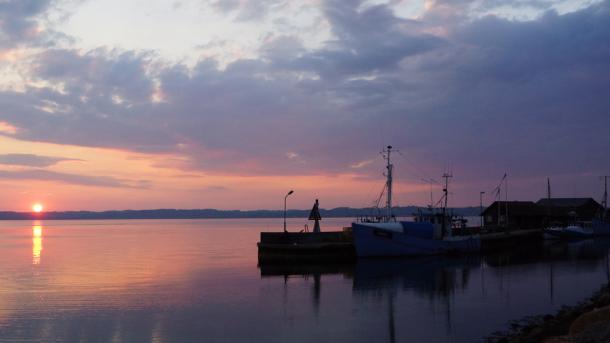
430;178;449;209
402;167;437;185
348;152;386;207
402;174;433;183
396;153;431;182
434;193;446;208
393;168;401;215
400;164;430;182
491;173;507;196
374;183;387;209
396;150;437;182
362;184;380;208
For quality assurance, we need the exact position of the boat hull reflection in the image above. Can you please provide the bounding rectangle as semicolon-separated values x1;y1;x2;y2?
352;256;481;296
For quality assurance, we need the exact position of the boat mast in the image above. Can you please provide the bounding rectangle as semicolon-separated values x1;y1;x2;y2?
383;146;394;221
442;173;452;236
505;173;509;228
547;177;552;217
603;175;609;220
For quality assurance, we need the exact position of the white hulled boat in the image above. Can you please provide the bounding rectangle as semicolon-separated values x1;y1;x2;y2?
543;222;594;240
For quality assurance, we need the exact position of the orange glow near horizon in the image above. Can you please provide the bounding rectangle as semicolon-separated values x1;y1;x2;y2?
0;135;436;210
32;203;44;213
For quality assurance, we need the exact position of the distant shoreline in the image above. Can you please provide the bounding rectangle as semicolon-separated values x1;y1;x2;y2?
0;206;481;220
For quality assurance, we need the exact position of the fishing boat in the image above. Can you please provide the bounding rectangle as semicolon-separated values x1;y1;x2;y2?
351;146;481;257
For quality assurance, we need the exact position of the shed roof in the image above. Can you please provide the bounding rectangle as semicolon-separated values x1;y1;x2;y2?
482;201;544;216
536;198;599;208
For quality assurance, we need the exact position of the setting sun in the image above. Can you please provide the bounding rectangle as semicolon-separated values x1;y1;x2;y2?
32;203;44;213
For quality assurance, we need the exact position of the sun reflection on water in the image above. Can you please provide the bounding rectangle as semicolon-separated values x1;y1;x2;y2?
32;224;43;265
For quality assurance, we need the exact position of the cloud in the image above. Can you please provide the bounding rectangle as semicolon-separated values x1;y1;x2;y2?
0;48;175;153
350;159;374;169
406;1;610;176
267;0;445;79
0;121;18;134
205;0;286;21
0;0;52;48
0;0;607;204
0;169;150;188
0;153;81;167
35;48;155;104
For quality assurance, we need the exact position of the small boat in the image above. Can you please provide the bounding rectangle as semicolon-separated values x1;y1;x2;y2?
543;222;594;240
351;146;481;257
542;180;597;240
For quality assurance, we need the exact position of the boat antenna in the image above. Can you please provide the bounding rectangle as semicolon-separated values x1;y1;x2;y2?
382;146;394;221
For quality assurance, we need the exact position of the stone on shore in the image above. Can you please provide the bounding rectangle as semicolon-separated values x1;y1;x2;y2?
486;285;610;342
568;305;610;342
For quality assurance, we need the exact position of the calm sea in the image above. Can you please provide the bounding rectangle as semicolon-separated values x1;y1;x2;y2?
0;218;609;342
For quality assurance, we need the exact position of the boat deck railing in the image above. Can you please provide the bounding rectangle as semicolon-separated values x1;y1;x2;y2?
355;215;396;223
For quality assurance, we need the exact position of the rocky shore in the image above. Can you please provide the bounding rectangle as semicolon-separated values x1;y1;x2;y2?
486;284;610;343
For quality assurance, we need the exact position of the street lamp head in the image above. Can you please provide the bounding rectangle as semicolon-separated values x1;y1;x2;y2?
283;190;294;233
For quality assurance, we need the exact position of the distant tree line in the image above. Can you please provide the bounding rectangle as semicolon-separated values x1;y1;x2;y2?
0;206;481;220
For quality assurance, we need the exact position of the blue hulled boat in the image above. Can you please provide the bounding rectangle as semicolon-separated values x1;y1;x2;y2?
352;221;480;257
351;146;481;257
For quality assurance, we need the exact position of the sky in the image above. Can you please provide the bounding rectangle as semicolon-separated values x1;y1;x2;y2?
0;0;608;211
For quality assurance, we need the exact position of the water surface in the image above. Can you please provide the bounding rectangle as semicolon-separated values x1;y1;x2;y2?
0;218;608;342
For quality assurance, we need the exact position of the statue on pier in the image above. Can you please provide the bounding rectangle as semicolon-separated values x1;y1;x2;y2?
308;199;322;233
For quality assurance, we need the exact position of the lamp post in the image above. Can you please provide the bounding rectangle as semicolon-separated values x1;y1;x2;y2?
284;190;294;233
480;191;485;228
